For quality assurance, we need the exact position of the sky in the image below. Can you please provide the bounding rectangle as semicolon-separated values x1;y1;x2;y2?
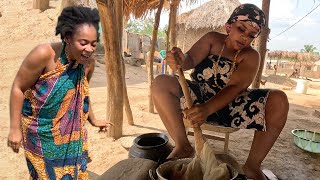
158;0;320;52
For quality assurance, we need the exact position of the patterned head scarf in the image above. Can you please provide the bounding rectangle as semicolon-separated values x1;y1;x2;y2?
225;4;266;35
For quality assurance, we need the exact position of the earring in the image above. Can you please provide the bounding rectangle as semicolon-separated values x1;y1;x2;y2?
65;45;71;62
64;38;70;45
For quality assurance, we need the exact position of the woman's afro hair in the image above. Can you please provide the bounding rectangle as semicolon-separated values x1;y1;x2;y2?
56;6;100;42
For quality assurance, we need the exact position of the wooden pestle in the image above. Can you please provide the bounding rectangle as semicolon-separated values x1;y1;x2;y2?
177;68;205;156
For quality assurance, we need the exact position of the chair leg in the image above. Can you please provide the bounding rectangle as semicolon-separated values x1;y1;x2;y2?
224;133;230;154
185;127;190;136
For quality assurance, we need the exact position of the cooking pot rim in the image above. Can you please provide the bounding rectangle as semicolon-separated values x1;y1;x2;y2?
134;133;169;149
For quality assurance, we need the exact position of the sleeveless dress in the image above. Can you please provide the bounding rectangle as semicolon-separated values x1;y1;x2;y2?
21;43;90;179
179;54;270;131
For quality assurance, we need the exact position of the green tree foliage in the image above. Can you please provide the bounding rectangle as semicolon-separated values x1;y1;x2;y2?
126;18;167;38
300;44;318;54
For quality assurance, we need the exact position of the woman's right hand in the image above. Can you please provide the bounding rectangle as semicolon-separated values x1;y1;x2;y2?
7;128;23;153
166;47;185;71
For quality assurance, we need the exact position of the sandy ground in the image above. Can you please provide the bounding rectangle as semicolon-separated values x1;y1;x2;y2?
0;1;320;179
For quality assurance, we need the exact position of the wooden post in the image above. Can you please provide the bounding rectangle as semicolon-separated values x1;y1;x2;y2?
165;7;172;74
33;0;49;11
169;0;180;75
116;3;134;125
252;0;270;88
147;0;165;113
169;0;179;49
97;0;124;139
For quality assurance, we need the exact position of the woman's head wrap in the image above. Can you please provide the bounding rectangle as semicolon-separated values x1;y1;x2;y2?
225;4;266;35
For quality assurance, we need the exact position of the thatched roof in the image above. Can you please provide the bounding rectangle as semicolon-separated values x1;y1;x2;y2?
123;0;201;19
268;50;319;64
177;0;240;30
123;0;167;18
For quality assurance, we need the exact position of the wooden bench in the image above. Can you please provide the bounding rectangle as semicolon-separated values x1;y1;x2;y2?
184;119;239;154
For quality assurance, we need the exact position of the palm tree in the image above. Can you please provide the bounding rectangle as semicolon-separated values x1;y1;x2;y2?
301;44;317;53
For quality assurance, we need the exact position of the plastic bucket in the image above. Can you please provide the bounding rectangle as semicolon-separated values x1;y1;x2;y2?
295;79;309;94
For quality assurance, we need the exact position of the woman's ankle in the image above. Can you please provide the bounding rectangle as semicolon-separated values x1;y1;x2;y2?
243;164;267;180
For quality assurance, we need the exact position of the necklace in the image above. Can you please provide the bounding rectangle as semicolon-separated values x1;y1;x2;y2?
214;38;241;75
65;45;79;68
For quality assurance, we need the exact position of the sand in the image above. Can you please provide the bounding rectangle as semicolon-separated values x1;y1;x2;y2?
0;0;319;179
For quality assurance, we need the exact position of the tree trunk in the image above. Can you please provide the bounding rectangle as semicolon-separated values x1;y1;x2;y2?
97;0;124;139
147;0;165;113
116;4;134;125
33;0;49;11
169;0;180;75
252;0;270;88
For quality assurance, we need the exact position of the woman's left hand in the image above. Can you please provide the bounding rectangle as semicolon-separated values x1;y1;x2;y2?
183;104;210;127
91;120;113;132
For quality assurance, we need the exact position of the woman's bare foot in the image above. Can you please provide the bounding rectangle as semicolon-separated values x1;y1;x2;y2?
243;164;268;180
166;144;195;160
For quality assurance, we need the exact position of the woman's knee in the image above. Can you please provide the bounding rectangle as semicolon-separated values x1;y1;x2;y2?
267;90;289;112
151;75;179;96
266;90;289;129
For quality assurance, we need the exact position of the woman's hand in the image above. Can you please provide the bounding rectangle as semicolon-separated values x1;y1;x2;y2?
7;128;23;153
166;47;185;71
183;104;210;127
90;120;113;132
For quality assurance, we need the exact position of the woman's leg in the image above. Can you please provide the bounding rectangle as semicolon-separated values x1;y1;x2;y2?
243;89;289;179
151;75;194;159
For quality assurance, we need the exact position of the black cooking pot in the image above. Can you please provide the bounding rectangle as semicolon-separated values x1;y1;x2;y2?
129;133;173;162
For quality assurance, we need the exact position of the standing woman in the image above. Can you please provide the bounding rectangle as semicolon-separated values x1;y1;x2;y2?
7;6;110;179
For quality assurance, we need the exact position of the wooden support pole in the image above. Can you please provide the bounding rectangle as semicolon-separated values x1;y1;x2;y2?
116;5;134;125
97;0;124;139
148;0;165;113
165;6;172;74
33;0;49;11
252;0;270;88
168;0;180;75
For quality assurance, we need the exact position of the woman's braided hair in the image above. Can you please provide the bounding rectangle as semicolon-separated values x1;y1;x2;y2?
56;6;100;42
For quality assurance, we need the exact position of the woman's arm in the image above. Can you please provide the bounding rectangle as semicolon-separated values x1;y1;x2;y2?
8;44;53;152
167;32;215;71
85;58;98;125
186;49;260;125
85;58;113;130
182;32;215;70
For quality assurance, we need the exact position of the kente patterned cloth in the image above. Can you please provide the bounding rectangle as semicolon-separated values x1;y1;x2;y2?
21;43;90;179
179;55;270;131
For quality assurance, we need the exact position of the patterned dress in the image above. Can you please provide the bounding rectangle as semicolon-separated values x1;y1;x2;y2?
21;44;90;179
179;54;270;131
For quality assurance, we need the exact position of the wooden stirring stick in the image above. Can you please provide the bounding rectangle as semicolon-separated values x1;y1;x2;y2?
174;53;205;156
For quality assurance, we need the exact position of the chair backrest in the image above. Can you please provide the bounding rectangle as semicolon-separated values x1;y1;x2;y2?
159;50;166;59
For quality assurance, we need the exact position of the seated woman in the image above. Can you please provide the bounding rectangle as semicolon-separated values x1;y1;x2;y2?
151;4;288;180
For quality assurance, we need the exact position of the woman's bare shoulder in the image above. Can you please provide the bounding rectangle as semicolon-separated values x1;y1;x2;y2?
204;31;226;40
238;47;260;64
25;43;55;64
